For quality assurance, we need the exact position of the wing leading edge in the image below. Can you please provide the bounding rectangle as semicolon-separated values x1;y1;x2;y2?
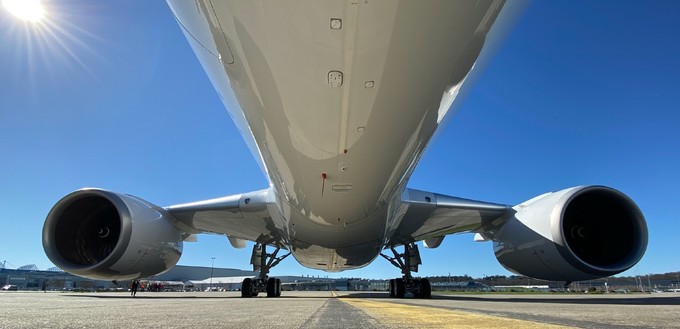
165;188;285;248
388;188;510;247
166;186;511;252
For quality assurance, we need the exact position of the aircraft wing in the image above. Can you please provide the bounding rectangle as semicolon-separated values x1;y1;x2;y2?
387;188;510;248
165;188;283;248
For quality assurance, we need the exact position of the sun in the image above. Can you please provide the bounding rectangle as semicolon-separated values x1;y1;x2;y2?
3;0;46;22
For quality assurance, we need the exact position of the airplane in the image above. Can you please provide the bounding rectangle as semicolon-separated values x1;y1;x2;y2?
42;0;648;298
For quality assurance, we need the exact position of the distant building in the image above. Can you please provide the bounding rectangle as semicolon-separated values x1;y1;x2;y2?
17;264;39;271
1;265;388;292
1;267;71;290
0;265;257;291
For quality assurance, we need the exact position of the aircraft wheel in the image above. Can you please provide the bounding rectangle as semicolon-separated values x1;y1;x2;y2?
395;278;405;298
275;278;282;297
419;278;431;298
241;278;253;298
267;277;276;297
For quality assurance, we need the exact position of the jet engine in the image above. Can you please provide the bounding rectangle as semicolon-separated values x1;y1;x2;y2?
490;186;647;281
42;188;184;280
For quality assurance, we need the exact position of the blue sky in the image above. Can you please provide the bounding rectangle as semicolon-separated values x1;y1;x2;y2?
1;1;678;280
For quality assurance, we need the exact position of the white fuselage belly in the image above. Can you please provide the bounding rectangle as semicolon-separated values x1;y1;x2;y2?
170;0;508;271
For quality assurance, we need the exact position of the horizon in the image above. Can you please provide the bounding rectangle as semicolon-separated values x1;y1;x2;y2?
1;1;679;280
2;261;678;282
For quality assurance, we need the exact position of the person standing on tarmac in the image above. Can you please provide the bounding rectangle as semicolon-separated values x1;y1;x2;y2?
131;280;139;297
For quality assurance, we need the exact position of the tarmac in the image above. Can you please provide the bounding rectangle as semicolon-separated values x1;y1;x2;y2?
1;290;678;328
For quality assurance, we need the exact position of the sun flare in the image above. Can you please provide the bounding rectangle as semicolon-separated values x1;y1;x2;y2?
3;0;45;22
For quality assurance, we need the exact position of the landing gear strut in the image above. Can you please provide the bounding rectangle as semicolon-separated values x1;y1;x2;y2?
240;243;290;298
381;242;431;298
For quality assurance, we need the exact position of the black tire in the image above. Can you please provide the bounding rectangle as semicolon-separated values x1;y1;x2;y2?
267;277;276;297
419;278;431;298
389;279;395;297
275;278;282;297
241;278;253;298
395;278;405;298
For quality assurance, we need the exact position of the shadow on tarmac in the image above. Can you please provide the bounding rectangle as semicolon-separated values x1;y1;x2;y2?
64;293;338;300
64;291;680;306
341;292;680;306
65;294;237;300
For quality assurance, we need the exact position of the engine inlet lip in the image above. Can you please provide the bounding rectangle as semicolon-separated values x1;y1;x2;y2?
42;188;133;274
552;186;648;276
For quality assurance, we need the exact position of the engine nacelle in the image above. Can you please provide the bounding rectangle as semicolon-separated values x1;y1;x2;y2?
491;186;647;281
42;188;184;280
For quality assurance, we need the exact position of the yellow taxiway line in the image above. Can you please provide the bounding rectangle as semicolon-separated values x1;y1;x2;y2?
337;296;573;328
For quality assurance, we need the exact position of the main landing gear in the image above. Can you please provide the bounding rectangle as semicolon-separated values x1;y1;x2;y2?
380;242;431;298
241;243;290;298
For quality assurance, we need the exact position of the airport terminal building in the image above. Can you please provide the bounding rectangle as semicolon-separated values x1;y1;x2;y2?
1;265;257;291
4;264;676;293
0;264;387;292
